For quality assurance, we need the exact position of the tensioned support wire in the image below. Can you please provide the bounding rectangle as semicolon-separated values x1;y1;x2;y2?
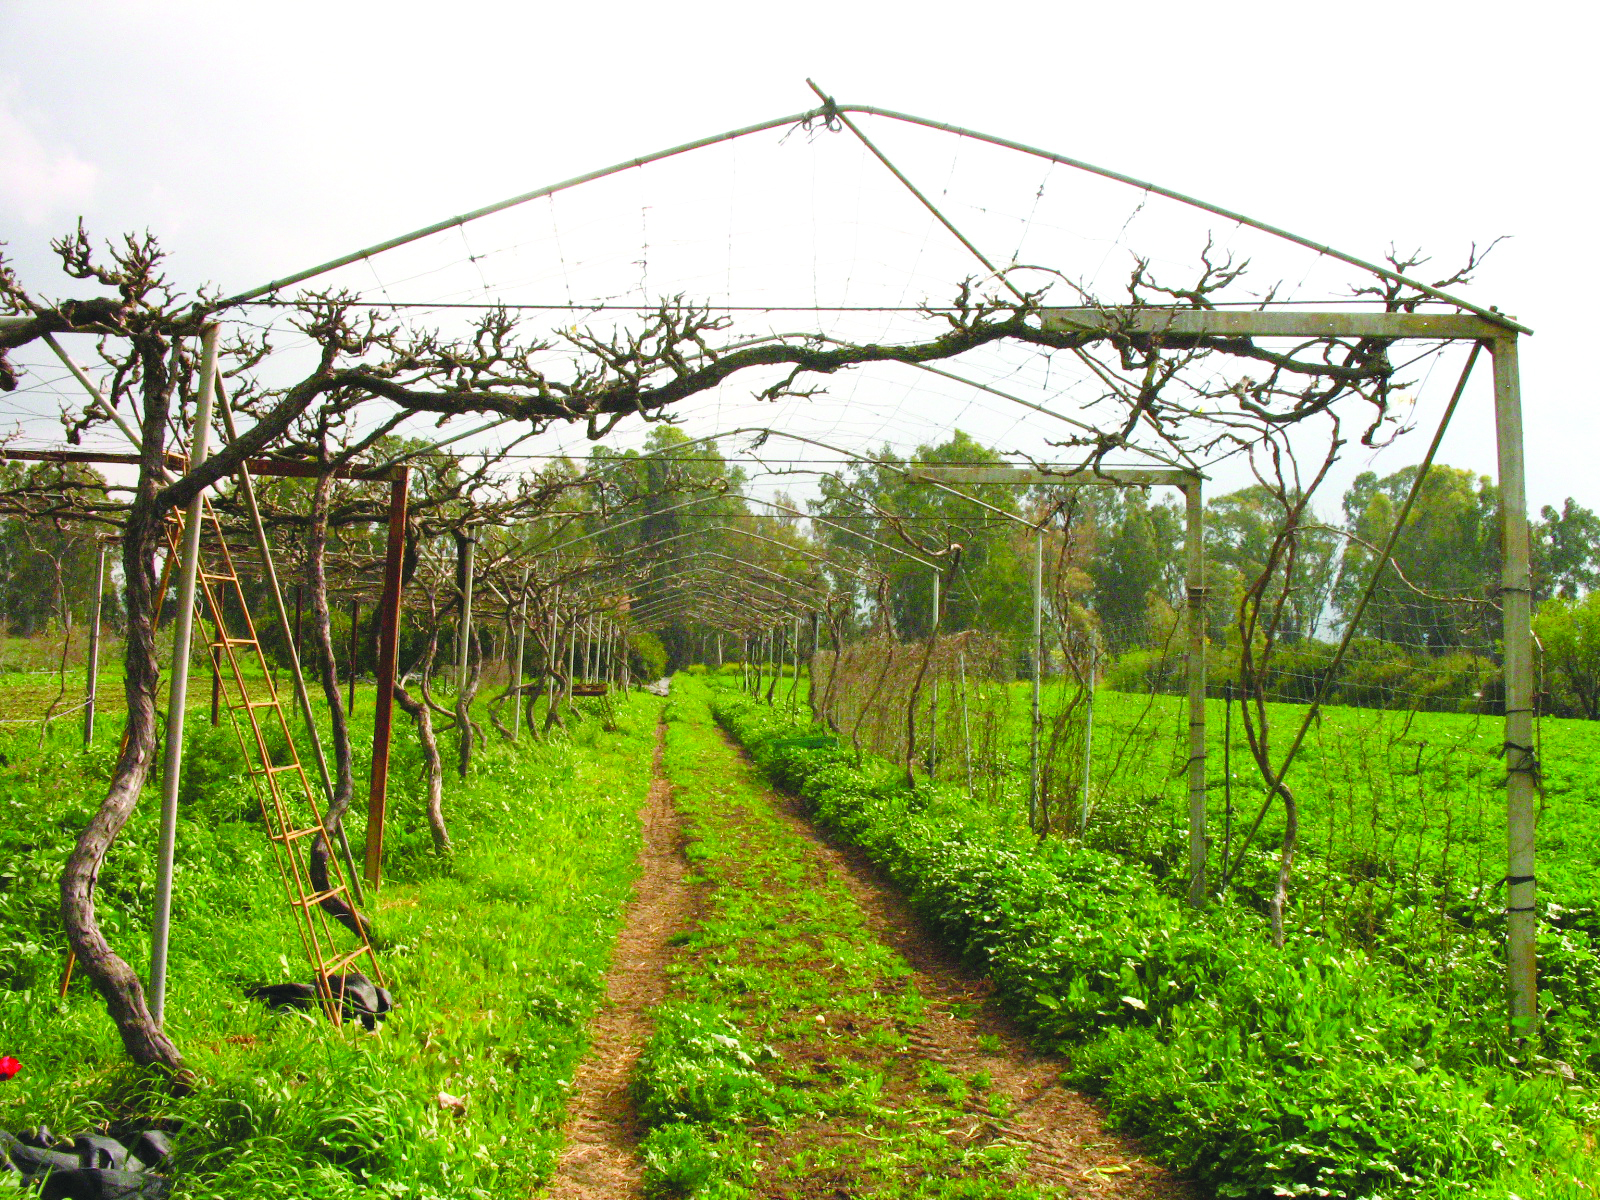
213;90;1527;334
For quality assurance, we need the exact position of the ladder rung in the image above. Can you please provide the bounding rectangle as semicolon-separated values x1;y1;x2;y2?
250;763;301;777
217;636;258;647
293;885;347;908
319;945;374;977
200;571;238;583
230;698;280;711
273;826;323;844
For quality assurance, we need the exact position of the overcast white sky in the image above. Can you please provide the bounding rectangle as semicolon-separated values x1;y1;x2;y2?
1;0;1594;514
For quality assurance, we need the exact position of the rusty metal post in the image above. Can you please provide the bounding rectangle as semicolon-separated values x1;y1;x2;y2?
364;467;410;892
210;653;221;726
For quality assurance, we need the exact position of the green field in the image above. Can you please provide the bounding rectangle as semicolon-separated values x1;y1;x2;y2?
1033;687;1600;913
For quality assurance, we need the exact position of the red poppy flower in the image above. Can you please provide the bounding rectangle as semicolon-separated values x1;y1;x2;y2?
0;1057;18;1081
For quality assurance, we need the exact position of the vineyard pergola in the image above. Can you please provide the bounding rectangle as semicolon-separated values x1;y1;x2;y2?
0;84;1541;1074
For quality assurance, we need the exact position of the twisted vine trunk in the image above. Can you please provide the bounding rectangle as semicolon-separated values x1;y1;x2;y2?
58;347;184;1074
305;471;368;938
394;679;450;854
1269;786;1299;948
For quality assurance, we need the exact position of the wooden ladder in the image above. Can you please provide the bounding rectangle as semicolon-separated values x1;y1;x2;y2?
170;499;383;1024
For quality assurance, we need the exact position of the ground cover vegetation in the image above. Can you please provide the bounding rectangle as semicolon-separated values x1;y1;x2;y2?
634;681;1082;1199
710;684;1600;1200
0;681;657;1198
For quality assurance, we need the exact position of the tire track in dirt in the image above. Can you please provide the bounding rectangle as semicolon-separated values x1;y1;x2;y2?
720;728;1189;1200
540;717;693;1200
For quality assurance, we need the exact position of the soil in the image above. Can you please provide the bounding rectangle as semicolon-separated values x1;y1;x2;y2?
539;718;695;1199
725;728;1190;1200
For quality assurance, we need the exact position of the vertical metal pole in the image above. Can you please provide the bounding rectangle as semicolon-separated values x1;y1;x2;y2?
808;610;821;722
209;653;221;726
547;606;558;720
293;585;303;664
1030;532;1042;830
512;571;528;738
1493;335;1538;1037
347;600;360;716
716;631;723;671
565;613;576;706
928;570;940;776
455;537;475;703
1080;645;1095;834
959;643;973;794
83;540;105;746
364;467;410;893
150;322;219;1027
1185;482;1208;907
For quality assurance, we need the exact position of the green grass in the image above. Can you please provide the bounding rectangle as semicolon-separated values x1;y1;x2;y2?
634;683;1072;1199
0;678;657;1198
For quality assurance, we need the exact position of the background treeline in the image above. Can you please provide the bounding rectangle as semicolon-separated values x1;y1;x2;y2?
7;431;1600;716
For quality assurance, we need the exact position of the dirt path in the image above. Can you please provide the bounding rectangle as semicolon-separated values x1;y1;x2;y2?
540;718;692;1200
725;729;1188;1199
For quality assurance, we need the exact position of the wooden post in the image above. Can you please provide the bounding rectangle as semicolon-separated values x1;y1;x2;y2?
1185;482;1208;907
293;584;303;663
83;540;106;746
364;467;410;893
1493;335;1538;1037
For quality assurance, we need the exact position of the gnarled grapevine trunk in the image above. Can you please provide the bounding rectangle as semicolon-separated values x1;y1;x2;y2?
394;678;450;854
304;471;368;939
59;384;184;1074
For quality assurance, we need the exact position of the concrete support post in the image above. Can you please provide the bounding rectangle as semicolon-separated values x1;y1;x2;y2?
1493;335;1538;1037
150;323;219;1027
1185;482;1208;907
